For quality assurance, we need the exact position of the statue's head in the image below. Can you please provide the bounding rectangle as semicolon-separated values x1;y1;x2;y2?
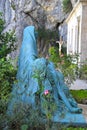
20;26;38;59
23;26;38;41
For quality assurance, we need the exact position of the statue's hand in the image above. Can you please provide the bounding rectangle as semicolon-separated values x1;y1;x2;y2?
69;107;82;113
68;98;77;107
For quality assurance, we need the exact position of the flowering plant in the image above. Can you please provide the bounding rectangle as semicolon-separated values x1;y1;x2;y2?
44;90;49;95
32;64;57;129
41;89;56;130
41;90;56;118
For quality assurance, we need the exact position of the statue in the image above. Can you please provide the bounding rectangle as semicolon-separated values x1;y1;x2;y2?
7;26;86;124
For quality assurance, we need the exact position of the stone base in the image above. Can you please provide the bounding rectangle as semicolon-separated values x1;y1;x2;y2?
52;111;87;126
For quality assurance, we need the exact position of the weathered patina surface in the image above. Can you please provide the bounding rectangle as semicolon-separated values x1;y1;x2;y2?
7;26;86;124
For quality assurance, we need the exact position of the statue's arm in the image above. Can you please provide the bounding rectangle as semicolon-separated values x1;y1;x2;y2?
57;84;82;113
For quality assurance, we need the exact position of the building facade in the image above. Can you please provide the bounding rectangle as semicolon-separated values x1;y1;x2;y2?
66;0;87;63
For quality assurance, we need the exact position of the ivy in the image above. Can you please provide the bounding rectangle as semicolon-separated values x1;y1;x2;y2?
62;0;73;13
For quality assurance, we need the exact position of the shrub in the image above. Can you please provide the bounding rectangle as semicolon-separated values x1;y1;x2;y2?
79;61;87;80
48;46;79;86
0;12;17;115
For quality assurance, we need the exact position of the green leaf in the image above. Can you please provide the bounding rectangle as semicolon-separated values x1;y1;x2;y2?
21;124;28;130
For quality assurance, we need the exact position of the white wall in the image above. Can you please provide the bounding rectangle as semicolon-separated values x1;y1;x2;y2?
67;3;82;57
81;3;87;62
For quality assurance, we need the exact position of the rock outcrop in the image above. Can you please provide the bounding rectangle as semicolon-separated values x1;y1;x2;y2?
0;0;72;57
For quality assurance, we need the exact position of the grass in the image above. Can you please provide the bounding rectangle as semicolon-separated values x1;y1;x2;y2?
70;90;87;104
64;127;87;130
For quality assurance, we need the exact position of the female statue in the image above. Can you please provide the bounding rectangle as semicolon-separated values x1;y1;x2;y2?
7;26;82;119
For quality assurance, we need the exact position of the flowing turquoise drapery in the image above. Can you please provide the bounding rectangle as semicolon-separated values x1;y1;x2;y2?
7;26;86;124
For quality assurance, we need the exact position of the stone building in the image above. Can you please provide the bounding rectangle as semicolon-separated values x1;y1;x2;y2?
66;0;87;63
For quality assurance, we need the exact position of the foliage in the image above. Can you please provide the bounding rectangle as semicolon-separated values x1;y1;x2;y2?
48;46;79;86
1;89;87;130
0;12;17;115
38;27;58;44
11;3;16;10
0;59;17;113
62;0;73;13
49;46;59;67
70;90;87;104
21;124;28;130
42;90;56;117
79;61;87;80
3;104;45;130
33;69;56;130
33;70;56;111
64;127;87;130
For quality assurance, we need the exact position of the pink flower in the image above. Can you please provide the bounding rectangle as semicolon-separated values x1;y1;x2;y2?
44;90;49;95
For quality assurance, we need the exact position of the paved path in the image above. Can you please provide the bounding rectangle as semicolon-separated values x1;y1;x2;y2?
70;79;87;125
70;79;87;90
79;104;87;124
